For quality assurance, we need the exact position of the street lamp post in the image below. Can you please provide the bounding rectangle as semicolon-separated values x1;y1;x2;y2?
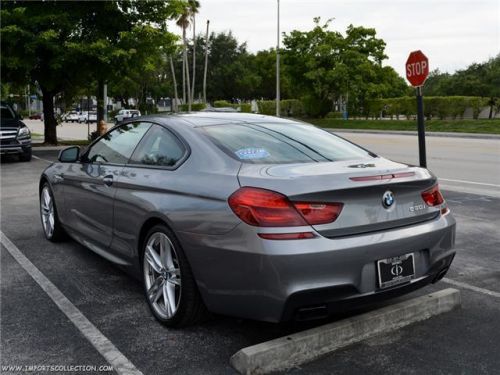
276;0;280;117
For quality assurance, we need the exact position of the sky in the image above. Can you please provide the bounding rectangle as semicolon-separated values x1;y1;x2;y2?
176;0;500;77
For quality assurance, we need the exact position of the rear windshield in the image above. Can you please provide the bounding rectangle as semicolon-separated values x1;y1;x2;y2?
199;122;373;164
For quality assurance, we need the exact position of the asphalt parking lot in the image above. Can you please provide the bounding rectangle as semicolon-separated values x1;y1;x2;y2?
1;138;499;374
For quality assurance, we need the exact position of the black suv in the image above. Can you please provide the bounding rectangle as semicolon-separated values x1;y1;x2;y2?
0;101;32;161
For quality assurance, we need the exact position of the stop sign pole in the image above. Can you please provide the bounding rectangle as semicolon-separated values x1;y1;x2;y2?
406;50;429;168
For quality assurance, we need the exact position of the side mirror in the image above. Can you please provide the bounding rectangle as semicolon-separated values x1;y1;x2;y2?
58;146;80;163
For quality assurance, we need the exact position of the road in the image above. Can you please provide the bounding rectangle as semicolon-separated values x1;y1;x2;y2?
1;134;499;374
337;131;500;197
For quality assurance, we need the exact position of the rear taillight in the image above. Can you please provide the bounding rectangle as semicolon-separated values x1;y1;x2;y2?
228;187;307;227
228;187;343;227
293;202;343;225
421;185;445;207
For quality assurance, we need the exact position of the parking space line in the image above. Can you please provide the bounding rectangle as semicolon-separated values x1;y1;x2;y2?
0;231;143;375
32;155;53;163
443;278;500;298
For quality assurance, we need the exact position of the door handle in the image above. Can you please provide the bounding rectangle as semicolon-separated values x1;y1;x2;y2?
103;175;114;187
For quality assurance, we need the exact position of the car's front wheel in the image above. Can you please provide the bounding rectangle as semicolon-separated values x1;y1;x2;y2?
40;183;66;242
142;225;206;327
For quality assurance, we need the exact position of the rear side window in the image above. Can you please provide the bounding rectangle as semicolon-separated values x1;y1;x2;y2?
199;123;372;164
130;125;186;167
86;122;151;164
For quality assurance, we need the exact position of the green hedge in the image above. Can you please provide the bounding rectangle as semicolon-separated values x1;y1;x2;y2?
256;99;305;117
302;95;331;118
213;100;239;109
326;111;344;119
213;100;252;112
366;96;489;120
240;103;251;113
179;103;207;112
257;100;275;115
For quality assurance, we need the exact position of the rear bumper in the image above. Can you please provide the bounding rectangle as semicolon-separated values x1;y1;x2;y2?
179;212;456;323
281;253;454;321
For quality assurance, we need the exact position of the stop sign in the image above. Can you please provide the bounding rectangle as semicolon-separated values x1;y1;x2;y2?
405;50;429;87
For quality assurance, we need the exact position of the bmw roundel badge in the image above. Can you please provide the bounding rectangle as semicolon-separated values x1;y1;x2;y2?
382;191;395;208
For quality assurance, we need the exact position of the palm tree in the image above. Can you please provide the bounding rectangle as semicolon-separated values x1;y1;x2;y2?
189;0;200;105
169;56;179;112
203;20;210;104
176;6;191;109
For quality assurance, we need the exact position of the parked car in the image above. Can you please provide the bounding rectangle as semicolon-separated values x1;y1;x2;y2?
28;112;43;120
78;111;97;123
39;113;456;327
114;109;140;124
0;101;31;161
63;111;80;123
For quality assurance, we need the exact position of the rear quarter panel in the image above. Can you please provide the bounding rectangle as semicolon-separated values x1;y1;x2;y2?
110;122;242;271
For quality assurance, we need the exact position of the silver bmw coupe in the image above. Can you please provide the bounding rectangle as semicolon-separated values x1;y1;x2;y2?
39;113;456;326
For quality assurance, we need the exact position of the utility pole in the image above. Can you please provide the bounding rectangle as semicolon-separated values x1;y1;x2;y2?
276;0;281;117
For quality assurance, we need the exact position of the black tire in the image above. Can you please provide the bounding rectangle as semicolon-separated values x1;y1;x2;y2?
39;182;67;242
19;148;32;162
141;224;207;327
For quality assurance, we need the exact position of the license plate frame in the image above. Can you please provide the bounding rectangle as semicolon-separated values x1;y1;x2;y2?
377;253;415;289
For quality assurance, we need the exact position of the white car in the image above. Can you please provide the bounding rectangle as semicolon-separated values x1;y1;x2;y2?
63;111;80;123
114;109;140;124
78;111;97;123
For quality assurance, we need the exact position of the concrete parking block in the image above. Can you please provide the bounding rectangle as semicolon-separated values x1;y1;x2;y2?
230;288;461;375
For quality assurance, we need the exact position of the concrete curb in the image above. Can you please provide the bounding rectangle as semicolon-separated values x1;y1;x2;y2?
325;128;500;140
230;288;461;375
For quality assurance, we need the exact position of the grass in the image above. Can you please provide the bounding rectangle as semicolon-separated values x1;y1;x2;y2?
306;118;500;134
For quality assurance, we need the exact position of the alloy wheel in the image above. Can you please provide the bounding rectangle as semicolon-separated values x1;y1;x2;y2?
143;232;182;319
40;187;55;238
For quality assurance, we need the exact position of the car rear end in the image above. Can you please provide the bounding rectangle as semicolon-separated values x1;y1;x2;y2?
190;119;456;322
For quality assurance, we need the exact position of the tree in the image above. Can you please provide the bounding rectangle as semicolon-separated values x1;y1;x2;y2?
196;32;260;101
252;49;291;99
189;0;201;104
1;1;181;144
424;55;500;118
202;20;210;104
176;2;192;109
2;3;87;143
283;18;403;117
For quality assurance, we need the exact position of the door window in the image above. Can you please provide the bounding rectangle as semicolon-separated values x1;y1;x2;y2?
130;125;186;167
86;122;151;164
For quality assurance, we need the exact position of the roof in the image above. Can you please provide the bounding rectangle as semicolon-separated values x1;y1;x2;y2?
140;111;303;128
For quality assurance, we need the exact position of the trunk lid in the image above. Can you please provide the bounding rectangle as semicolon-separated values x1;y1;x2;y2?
237;157;440;237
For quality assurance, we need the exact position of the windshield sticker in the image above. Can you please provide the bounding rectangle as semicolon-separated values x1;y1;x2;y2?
235;148;270;160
